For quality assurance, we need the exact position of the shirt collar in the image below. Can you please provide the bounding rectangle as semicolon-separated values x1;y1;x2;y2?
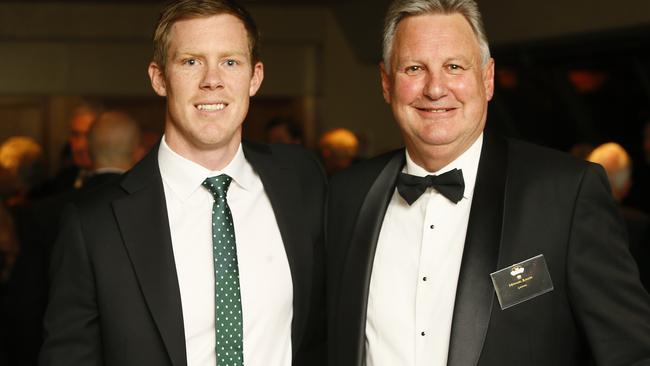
158;136;256;201
404;133;483;200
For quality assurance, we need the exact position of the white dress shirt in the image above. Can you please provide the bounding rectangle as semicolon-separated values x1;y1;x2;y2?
158;137;293;366
365;134;483;366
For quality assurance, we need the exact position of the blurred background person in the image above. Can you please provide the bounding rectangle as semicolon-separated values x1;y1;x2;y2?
587;142;633;202
85;110;142;190
0;136;46;284
0;136;46;366
318;128;359;176
35;102;103;197
0;199;16;365
265;116;304;145
0;187;17;365
0;163;19;286
0;194;18;284
0;136;46;207
0;162;21;287
588;142;650;291
626;120;650;215
1;110;144;366
68;105;97;177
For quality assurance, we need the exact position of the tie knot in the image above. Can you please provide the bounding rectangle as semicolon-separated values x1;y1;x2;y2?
202;174;232;199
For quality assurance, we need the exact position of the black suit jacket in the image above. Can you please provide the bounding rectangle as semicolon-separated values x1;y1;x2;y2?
620;205;650;292
326;134;650;366
40;142;326;366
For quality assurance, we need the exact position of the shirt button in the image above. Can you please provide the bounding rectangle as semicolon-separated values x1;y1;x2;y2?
422;276;427;281
421;331;426;336
429;224;435;229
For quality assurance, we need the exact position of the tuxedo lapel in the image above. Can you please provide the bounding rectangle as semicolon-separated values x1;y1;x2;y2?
335;151;405;366
447;134;508;366
112;146;187;366
242;142;312;356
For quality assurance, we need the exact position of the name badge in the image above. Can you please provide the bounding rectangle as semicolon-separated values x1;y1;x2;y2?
490;254;554;310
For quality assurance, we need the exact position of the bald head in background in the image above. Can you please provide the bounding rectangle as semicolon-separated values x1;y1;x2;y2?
318;128;359;176
587;142;631;202
88;110;142;173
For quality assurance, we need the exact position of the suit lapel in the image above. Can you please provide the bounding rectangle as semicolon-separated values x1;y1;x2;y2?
242;142;312;356
112;145;187;366
447;133;508;366
336;151;405;366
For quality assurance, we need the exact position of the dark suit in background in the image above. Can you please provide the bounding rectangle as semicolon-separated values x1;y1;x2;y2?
5;108;140;365
586;142;650;293
620;205;650;291
81;172;121;191
1;170;125;366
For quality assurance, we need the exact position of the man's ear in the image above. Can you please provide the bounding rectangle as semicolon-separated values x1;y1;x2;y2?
380;62;392;104
249;61;264;97
483;58;495;101
148;62;167;97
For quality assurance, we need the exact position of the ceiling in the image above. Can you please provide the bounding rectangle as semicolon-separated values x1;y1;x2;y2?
10;0;650;64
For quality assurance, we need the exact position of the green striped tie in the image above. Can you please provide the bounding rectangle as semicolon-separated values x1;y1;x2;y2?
203;174;244;366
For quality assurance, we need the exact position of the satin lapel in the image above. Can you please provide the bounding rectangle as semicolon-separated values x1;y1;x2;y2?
242;143;311;355
447;134;508;366
336;151;405;366
112;146;187;366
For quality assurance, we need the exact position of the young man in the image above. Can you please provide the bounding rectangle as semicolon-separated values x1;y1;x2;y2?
327;0;650;365
40;1;325;365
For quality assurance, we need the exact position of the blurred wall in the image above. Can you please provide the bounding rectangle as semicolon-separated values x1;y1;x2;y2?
0;2;396;167
0;1;649;168
483;0;650;45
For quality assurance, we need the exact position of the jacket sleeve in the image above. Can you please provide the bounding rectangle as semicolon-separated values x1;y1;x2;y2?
567;163;650;366
39;204;103;366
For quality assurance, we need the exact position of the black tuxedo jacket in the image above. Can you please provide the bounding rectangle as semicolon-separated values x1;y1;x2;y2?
326;134;650;366
40;142;326;366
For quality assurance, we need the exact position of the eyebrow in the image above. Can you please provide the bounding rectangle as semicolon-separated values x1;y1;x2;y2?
173;49;249;59
446;56;474;64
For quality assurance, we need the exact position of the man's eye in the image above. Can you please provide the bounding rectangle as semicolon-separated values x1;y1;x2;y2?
447;64;464;72
405;65;423;75
183;58;198;66
225;59;239;66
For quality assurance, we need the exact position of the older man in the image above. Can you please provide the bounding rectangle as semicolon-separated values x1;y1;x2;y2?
326;1;650;365
40;1;326;365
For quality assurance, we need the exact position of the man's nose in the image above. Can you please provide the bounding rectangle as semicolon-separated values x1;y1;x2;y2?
200;64;224;90
423;71;448;100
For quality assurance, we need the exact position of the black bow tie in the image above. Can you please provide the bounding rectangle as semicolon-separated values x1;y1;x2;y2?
396;168;465;205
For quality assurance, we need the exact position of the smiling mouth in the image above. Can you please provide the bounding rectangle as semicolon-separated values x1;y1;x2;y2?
196;103;227;111
417;107;454;113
